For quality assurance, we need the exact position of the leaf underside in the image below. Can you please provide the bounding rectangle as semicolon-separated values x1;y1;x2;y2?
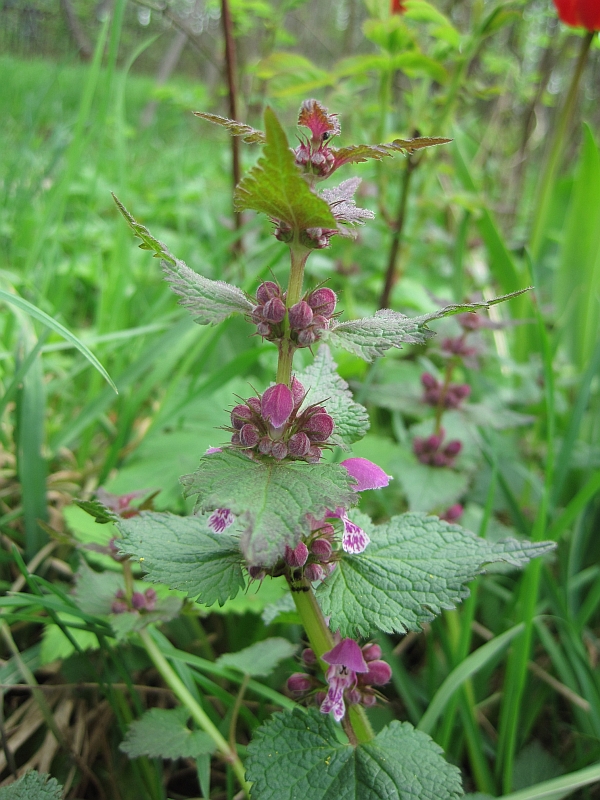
181;449;356;566
112;194;251;325
233;107;338;231
194;112;267;144
294;345;369;447
245;708;464;800
117;512;245;607
326;290;531;361
317;511;555;637
332;136;452;167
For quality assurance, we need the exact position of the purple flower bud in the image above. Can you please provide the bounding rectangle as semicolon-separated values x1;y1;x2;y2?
323;638;369;673
361;643;382;662
115;588;125;600
433;453;450;468
441;504;464;523
231;404;254;429
288;301;314;330
258;436;272;455
324;561;337;575
444;440;462;457
421;372;438;390
263;297;286;324
231;432;241;446
287;673;312;694
251;306;265;324
111;600;128;614
248;565;266;580
366;660;392;685
271;441;288;461
284;542;309;568
314;690;326;706
261;384;294;428
458;312;482;331
246;396;261;414
307;288;336;318
304;563;325;582
297;328;319;347
345;688;362;706
291;377;305;408
288;432;311;457
239;423;260;448
144;588;157;611
302;648;317;666
131;592;146;610
304;412;334;442
311;314;329;332
453;384;471;400
340;457;391;492
310;537;332;561
426;433;444;450
256;321;272;337
306;446;322;463
256;281;281;304
361;693;377;707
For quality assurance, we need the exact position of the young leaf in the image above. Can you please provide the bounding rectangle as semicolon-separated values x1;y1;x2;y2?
194;112;266;144
246;707;463;800
112;194;253;324
325;290;531;361
317;512;555;637
117;512;245;607
162;258;255;325
74;498;117;524
181;449;356;566
332;136;451;169
120;707;215;760
233;107;338;231
295;345;369;447
0;772;63;800
216;637;298;677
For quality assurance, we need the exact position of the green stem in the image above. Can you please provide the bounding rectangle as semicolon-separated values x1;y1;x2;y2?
529;31;595;260
276;242;309;386
139;628;251;798
290;580;375;744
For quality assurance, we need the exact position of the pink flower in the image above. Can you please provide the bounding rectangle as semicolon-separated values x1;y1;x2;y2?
208;508;235;533
320;638;369;722
261;383;294;428
340;457;391;492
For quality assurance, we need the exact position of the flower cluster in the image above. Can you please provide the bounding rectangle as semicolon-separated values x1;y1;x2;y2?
111;587;157;615
251;281;337;347
421;372;470;410
413;429;462;468
287;638;392;722
283;519;337;582
229;379;334;463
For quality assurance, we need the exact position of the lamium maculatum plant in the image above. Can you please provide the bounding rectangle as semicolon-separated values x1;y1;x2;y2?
104;100;554;799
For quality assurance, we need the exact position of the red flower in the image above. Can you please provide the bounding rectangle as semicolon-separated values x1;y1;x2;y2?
553;0;600;31
391;0;407;13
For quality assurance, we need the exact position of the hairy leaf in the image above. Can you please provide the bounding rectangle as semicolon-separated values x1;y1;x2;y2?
113;194;252;324
161;258;254;325
234;107;337;230
295;345;369;447
0;772;62;800
332;136;451;169
120;707;215;760
181;449;356;566
217;637;298;677
325;290;531;360
117;512;245;607
194;111;266;143
318;512;555;636
246;707;463;800
75;498;117;524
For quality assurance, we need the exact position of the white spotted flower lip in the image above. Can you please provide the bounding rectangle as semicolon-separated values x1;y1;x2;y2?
336;457;391;554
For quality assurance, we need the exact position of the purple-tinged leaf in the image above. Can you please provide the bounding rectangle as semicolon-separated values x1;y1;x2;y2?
297;99;340;140
194;112;266;144
234;107;337;232
331;136;452;170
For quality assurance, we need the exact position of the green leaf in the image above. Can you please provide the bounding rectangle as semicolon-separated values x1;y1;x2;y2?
0;287;117;394
246;707;463;800
216;637;298;677
112;194;253;325
233;107;337;231
332;136;451;169
325;290;530;361
295;345;369;447
74;499;117;524
110;596;183;641
182;449;356;566
0;772;62;800
194;111;266;143
117;512;245;606
318;512;555;637
120;707;215;760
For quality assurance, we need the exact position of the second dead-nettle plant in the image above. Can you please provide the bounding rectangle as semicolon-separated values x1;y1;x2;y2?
109;100;554;799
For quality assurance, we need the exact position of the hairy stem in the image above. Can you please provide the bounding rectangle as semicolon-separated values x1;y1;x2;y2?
139;628;251;798
289;579;375;744
276;243;309;385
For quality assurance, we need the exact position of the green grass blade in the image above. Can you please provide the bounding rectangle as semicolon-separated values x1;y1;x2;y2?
500;761;600;800
418;623;525;735
0;288;117;393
